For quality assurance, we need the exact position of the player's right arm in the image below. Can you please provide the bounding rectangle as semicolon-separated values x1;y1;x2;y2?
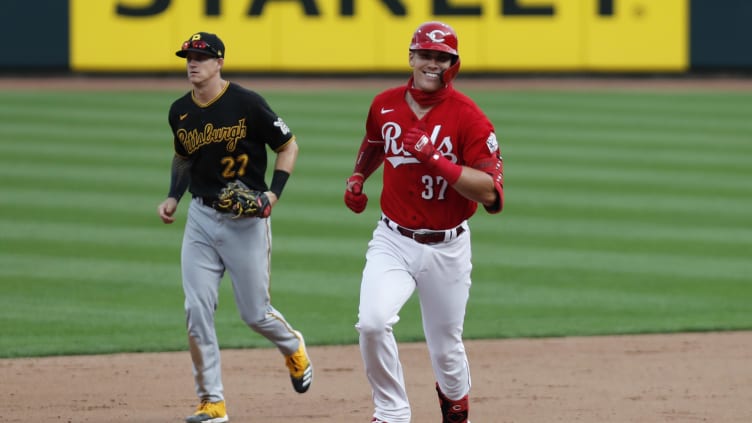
158;154;191;224
344;135;385;214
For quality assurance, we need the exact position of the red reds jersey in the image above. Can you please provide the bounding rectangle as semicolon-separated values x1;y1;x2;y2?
366;86;502;230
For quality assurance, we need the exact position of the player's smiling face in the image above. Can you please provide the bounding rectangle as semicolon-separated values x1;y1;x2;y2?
409;50;453;92
185;52;223;85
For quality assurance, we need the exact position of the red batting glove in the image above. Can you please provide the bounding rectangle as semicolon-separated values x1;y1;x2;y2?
402;127;436;163
344;174;368;213
402;127;463;185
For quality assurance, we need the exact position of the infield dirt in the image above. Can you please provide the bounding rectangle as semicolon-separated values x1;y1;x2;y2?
1;332;751;422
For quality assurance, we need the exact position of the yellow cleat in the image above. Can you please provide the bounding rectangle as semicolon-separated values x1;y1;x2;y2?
285;331;313;393
185;400;228;423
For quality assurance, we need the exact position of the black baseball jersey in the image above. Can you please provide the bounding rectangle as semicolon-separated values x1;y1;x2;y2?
168;82;295;198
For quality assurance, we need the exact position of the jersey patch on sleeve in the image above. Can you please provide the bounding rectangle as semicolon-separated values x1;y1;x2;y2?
486;132;499;154
274;118;291;135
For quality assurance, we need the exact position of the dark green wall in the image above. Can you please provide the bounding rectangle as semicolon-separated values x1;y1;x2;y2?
690;0;752;68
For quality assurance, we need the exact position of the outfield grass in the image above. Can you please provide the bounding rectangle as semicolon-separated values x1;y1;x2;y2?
0;84;750;358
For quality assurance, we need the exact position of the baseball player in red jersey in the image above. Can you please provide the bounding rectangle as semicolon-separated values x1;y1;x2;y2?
343;21;504;423
157;32;312;423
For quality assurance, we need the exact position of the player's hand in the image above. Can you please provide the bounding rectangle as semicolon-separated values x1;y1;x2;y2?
158;197;179;224
402;127;437;163
344;174;368;213
264;191;279;209
403;127;464;185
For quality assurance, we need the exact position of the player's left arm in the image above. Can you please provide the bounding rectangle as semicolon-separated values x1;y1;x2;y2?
255;93;298;206
464;155;503;213
267;136;298;206
449;130;504;213
451;104;504;212
452;165;501;211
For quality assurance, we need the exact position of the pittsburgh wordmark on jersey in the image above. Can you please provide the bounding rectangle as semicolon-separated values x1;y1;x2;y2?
177;118;248;154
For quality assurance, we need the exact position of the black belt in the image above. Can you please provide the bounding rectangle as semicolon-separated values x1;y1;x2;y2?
194;195;228;213
195;195;217;207
382;216;465;245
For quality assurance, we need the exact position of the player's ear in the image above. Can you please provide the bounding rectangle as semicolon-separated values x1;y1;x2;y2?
408;51;416;67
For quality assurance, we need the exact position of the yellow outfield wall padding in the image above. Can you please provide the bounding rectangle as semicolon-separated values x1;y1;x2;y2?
70;0;688;72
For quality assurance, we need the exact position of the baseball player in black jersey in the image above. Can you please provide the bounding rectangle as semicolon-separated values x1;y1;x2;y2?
157;32;313;423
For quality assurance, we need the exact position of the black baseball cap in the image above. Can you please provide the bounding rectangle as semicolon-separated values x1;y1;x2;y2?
176;32;225;58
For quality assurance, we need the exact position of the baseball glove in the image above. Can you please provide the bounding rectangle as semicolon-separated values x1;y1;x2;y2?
214;181;271;218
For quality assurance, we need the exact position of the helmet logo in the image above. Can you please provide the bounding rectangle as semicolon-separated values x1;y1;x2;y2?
426;29;448;43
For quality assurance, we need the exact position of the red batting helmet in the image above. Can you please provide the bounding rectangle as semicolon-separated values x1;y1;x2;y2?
410;21;461;84
409;21;459;57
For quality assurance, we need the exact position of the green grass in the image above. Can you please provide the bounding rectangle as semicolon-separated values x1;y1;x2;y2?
1;84;751;358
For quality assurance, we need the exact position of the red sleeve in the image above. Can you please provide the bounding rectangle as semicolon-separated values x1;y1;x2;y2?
472;132;503;214
351;101;387;180
352;134;385;180
461;111;503;214
484;153;504;213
